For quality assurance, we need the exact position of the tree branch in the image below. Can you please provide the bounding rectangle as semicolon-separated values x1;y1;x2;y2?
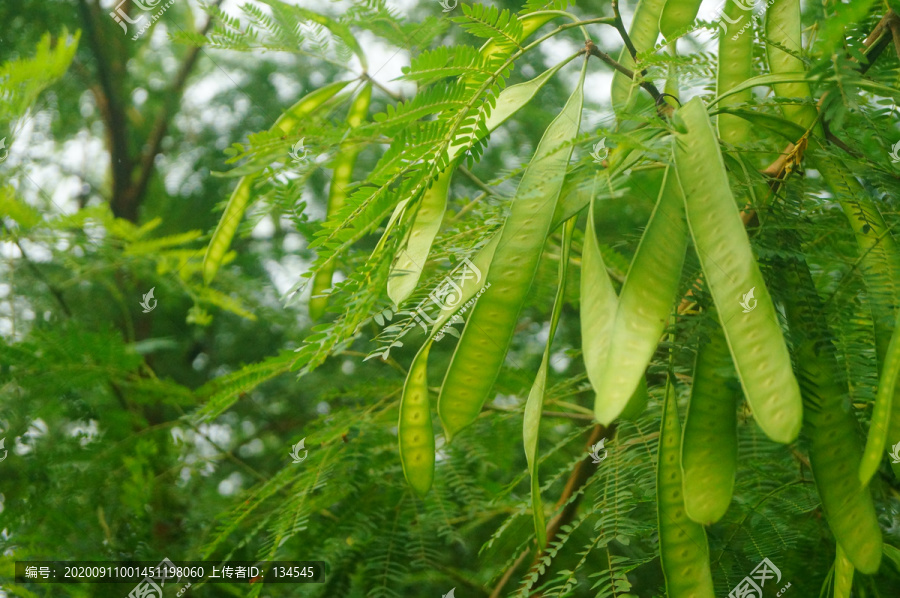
128;1;225;212
77;0;133;220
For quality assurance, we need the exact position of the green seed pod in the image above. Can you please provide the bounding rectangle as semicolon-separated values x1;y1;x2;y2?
438;59;587;440
681;318;739;525
399;343;434;497
777;256;882;574
716;0;754;145
657;378;716;598
204;80;352;286
674;97;803;444
596;166;688;424
310;83;373;319
659;0;703;42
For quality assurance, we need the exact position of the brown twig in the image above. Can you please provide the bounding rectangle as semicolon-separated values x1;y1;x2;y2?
611;0;639;61
585;41;668;118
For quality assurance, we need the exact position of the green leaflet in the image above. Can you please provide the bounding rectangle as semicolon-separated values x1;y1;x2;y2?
674;97;803;444
716;0;754;145
438;58;586;441
310;83;373;319
203;80;351;286
834;543;854;598
523;216;574;549
681;318;739;524
396;232;500;496
398;342;434;497
658;378;715;598
611;0;668;114
478;12;557;59
387;169;453;306
659;0;703;41
595;166;687;425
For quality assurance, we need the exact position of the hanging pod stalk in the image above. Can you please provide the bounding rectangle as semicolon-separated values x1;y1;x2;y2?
674;96;803;444
595;165;688;424
523;217;575;549
203;80;352;286
657;377;715;598
438;58;587;441
681;317;739;525
309;82;373;319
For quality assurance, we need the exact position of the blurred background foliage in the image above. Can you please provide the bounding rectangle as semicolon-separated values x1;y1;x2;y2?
1;1;900;597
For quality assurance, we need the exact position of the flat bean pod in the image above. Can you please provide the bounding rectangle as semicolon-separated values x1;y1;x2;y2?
523;217;575;548
581;185;650;422
438;59;587;440
397;232;500;495
596;166;687;424
399;343;434;497
657;379;715;598
203;80;352;285
659;0;703;41
387;169;452;306
777;258;882;574
310;83;373;319
385;57;573;305
716;0;754;145
674;97;803;444
764;0;819;129
681;318;739;524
